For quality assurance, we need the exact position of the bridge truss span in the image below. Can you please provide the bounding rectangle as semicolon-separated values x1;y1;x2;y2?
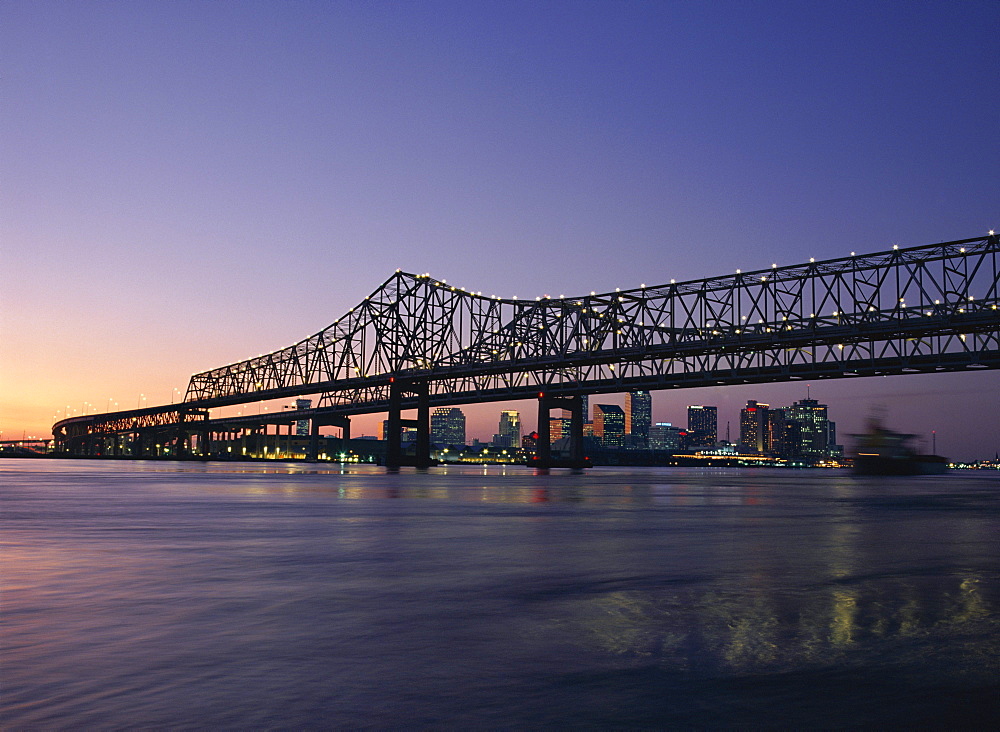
183;234;1000;409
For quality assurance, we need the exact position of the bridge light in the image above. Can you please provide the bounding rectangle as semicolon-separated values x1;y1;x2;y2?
670;279;675;284
809;258;815;263
736;269;741;274
935;299;941;304
893;245;898;250
990;230;995;236
772;263;777;268
850;252;855;256
960;248;965;253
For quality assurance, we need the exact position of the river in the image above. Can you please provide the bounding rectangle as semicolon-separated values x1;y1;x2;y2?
2;459;998;729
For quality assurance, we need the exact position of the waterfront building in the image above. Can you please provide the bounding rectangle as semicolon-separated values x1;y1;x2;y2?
380;420;418;443
295;399;312;436
739;401;770;454
784;397;839;457
649;422;685;451
496;410;521;448
767;408;792;457
431;407;466;446
593;404;625;448
625;391;652;448
687;405;718;447
521;431;539;454
549;416;571;441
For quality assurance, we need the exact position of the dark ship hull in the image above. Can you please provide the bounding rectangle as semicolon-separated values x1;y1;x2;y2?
853;453;948;476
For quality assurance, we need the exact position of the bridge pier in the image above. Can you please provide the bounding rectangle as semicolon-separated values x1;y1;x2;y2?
386;380;431;470
535;393;588;469
306;415;351;461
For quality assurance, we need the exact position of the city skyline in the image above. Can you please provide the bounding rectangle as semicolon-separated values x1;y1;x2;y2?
2;2;998;460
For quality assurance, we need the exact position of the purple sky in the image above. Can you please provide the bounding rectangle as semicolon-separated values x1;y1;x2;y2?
2;1;998;459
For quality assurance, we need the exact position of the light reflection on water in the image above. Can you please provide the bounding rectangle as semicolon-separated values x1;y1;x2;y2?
2;459;998;729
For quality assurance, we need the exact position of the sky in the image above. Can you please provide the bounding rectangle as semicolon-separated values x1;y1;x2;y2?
2;0;998;459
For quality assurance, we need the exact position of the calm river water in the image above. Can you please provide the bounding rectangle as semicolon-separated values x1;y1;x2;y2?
2;459;998;729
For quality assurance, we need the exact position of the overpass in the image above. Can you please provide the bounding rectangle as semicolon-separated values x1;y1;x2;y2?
53;233;1000;467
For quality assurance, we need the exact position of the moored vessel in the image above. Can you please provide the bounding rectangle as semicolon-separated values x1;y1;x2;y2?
852;415;948;475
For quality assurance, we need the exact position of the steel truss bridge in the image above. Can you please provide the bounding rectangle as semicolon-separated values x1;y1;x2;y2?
54;234;1000;467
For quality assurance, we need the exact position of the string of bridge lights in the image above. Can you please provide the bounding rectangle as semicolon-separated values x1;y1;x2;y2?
197;231;997;373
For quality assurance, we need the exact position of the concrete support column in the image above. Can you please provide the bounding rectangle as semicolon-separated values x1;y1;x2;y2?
386;380;430;469
386;381;403;469
308;421;321;462
536;395;552;467
535;393;587;468
414;382;431;469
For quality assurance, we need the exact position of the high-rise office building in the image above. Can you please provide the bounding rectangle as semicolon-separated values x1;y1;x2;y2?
625;391;652;447
496;410;521;448
295;398;312;436
549;416;572;441
380;420;419;443
649;422;684;451
431;407;466;445
739;401;769;454
784;398;835;457
593;404;625;448
767;408;791;457
687;405;718;447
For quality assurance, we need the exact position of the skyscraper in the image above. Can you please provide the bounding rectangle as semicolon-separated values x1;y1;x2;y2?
625;391;652;447
496;410;521;448
767;408;791;457
784;398;835;457
431;407;466;445
592;404;625;448
739;401;769;454
687;405;717;447
549;416;572;441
